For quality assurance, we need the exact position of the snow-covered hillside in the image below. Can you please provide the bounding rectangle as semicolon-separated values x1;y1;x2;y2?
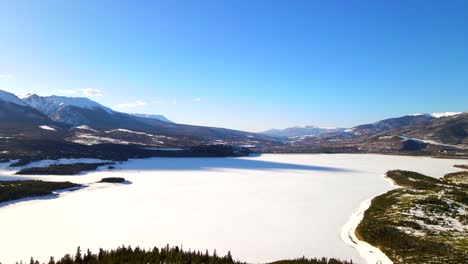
430;112;462;118
22;94;114;115
411;112;463;118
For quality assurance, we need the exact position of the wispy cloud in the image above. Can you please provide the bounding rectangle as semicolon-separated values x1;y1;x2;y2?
54;88;103;97
0;73;13;79
81;88;103;97
56;89;78;95
192;98;201;102
115;100;147;109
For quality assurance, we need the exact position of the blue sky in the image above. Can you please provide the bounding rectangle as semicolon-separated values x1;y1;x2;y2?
1;1;467;132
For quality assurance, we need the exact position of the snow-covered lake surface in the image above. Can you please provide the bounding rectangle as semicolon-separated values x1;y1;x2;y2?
0;154;465;264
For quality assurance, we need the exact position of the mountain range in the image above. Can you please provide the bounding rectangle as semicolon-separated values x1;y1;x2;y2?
1;89;278;147
280;112;467;157
0;89;466;160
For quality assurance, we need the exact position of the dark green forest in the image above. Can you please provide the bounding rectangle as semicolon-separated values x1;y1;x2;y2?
0;180;81;204
16;245;353;264
356;170;468;264
15;163;113;175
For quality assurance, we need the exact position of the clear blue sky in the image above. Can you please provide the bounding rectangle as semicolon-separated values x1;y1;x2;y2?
1;1;467;132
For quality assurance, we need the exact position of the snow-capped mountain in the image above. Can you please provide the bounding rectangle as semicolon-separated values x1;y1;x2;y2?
22;94;113;115
21;94;120;126
262;126;346;138
130;113;173;123
411;112;462;118
0;90;60;136
430;112;461;118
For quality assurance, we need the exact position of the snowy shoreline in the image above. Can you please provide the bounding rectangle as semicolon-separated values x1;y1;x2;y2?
341;196;393;264
341;175;398;264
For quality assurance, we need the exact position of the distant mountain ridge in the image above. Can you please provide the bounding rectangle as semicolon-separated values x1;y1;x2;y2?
341;114;437;137
130;113;173;123
262;126;346;138
282;112;467;157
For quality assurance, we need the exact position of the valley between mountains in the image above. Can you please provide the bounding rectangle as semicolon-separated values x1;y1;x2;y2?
0;89;467;264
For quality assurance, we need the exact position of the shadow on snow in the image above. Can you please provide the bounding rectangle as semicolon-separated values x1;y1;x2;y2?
120;157;355;173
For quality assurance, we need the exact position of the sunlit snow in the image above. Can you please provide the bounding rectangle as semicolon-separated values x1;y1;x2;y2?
0;154;464;264
38;125;56;131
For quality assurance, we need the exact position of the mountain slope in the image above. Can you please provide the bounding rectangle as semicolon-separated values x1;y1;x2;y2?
341;114;436;138
22;94;115;125
278;113;467;157
0;90;29;106
0;90;67;139
382;112;467;146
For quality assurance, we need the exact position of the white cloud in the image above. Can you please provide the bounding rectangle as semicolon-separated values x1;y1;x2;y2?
0;73;13;79
192;98;201;102
56;89;78;95
115;100;147;109
81;88;103;97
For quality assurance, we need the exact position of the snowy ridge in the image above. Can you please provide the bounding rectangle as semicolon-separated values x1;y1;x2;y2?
411;112;462;118
430;112;462;118
0;90;28;106
22;94;114;115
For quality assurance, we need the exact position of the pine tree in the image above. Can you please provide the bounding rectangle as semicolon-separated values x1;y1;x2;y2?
75;247;83;264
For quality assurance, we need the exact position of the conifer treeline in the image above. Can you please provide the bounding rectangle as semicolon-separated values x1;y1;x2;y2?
18;245;353;264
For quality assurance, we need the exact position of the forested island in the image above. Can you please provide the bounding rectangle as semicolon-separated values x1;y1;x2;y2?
1;139;253;169
356;168;468;263
99;177;127;183
0;180;81;204
16;163;114;175
18;245;354;264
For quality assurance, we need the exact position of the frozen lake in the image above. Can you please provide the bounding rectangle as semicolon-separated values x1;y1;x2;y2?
0;154;465;264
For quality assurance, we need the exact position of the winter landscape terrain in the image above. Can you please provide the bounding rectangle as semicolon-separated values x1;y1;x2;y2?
0;88;467;263
0;154;465;263
2;2;468;263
